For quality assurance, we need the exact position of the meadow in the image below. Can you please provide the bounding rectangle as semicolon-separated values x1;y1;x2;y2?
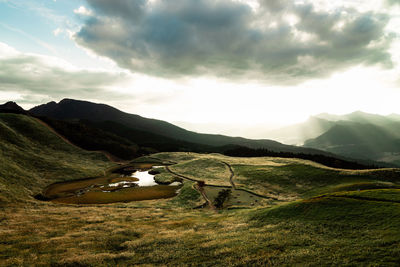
1;113;400;266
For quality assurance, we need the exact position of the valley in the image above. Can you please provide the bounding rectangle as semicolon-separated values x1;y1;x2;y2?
2;1;400;265
2;107;400;266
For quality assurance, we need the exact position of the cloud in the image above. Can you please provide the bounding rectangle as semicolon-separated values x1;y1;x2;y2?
53;28;63;36
387;0;400;5
74;0;394;84
74;6;93;16
0;42;129;104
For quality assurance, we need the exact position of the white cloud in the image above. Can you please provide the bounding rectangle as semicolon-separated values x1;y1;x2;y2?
53;28;63;36
73;6;93;16
0;42;129;104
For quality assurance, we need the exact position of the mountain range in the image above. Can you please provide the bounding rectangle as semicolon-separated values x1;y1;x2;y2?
29;99;330;155
1;99;395;168
301;112;400;165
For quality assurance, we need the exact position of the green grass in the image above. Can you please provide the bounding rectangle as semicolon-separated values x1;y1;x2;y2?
152;152;400;201
0;113;113;203
171;181;202;207
169;158;230;185
3;140;400;266
331;188;400;202
250;194;400;265
153;167;182;184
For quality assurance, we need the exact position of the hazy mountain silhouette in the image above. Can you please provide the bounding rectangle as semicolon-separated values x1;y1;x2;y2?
264;111;400;146
263;116;336;145
304;121;400;166
30;99;327;154
388;113;400;121
316;111;398;126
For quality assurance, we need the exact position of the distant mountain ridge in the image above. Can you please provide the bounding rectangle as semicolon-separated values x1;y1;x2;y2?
263;116;336;145
263;111;400;145
30;99;326;154
0;99;386;168
315;111;400;125
303;111;400;166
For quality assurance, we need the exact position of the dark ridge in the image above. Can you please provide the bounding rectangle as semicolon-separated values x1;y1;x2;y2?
0;101;27;114
223;146;386;170
35;116;142;160
29;99;350;155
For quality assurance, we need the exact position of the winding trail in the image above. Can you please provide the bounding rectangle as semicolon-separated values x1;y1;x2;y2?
165;166;198;182
165;166;216;210
194;184;217;211
164;165;278;201
221;161;236;190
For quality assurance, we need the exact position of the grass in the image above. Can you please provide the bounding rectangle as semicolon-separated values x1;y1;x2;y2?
0;113;113;203
156;152;400;201
250;194;400;265
2;124;400;266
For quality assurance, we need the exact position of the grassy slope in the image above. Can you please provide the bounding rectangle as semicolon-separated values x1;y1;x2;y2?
156;152;400;200
2;148;400;265
0;113;113;203
250;194;400;265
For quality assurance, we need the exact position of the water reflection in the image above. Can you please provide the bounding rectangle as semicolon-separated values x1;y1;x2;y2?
42;164;183;204
132;170;158;187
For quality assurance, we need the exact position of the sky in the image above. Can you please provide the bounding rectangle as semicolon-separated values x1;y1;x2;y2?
1;0;400;137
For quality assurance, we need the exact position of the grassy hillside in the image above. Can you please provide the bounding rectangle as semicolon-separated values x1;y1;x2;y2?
36;116;142;160
250;192;400;265
153;152;400;200
2;149;400;265
0;113;113;203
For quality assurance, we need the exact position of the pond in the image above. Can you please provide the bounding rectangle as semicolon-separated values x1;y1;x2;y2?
42;164;182;204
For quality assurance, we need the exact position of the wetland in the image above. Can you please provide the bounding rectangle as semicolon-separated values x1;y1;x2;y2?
41;163;182;204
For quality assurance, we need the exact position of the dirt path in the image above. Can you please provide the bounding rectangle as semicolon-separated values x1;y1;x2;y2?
165;166;217;210
165;166;198;182
221;161;236;189
33;117;124;164
165;165;278;204
194;183;217;210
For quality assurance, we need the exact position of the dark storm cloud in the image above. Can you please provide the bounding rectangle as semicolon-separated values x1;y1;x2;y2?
0;49;128;101
75;0;393;83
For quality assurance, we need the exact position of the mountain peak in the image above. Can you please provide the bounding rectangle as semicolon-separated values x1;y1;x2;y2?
0;101;26;113
348;110;372;116
59;98;80;104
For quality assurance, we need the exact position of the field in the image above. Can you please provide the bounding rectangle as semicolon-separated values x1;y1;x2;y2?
2;114;400;265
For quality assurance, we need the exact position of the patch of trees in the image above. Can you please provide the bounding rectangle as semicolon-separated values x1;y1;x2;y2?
34;116;219;160
213;189;232;209
223;146;380;170
36;116;141;160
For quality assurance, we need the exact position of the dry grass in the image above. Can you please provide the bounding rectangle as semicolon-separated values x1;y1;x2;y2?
3;150;400;266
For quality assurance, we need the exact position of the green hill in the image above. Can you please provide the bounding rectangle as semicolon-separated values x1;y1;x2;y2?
0;113;113;203
2;142;400;266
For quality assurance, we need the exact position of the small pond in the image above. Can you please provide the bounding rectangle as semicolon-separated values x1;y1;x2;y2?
42;164;182;204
